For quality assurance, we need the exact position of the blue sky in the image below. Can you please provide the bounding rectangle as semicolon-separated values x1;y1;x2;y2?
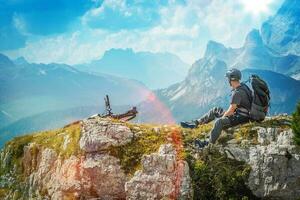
0;0;284;65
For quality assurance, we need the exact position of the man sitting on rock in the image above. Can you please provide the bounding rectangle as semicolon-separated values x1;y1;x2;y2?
180;68;252;148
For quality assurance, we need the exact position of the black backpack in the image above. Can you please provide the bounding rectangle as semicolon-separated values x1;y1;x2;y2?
249;75;270;121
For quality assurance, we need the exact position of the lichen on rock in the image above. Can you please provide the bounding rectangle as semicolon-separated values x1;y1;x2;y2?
125;144;192;200
79;117;134;152
217;118;300;200
247;128;300;199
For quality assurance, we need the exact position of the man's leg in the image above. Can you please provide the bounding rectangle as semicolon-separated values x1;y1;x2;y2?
181;107;224;129
196;107;225;125
195;114;250;148
194;116;230;148
209;117;231;144
210;114;250;144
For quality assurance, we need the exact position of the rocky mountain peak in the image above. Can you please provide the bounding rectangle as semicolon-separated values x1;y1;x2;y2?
186;57;227;90
261;0;300;55
244;29;264;47
204;40;227;59
277;0;300;18
189;57;226;75
102;48;135;60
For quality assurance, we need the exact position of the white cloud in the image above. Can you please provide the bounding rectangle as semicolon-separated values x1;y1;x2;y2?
5;0;284;65
12;13;28;36
82;0;126;22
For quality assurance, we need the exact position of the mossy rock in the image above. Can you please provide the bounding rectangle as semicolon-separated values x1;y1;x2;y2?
232;116;292;144
185;147;257;200
108;123;171;175
0;122;82;196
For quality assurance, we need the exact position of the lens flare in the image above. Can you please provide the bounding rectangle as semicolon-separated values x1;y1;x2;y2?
143;92;176;124
136;88;176;124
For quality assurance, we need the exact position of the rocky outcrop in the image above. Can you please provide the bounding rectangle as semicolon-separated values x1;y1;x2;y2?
0;116;192;199
125;144;192;199
20;117;136;199
23;146;127;199
1;115;300;200
249;128;300;199
79;117;134;152
222;127;300;199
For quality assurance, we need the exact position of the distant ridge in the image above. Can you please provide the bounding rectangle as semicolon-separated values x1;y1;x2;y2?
75;48;189;89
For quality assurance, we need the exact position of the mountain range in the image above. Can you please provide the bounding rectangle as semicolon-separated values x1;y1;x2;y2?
1;0;300;146
261;0;300;57
75;48;189;89
0;54;152;145
144;0;300;123
202;29;300;78
0;48;189;146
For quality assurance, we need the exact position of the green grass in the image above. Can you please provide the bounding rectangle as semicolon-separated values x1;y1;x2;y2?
3;122;81;161
108;123;169;175
185;147;257;200
232;116;292;144
182;123;213;144
30;122;82;158
0;188;9;199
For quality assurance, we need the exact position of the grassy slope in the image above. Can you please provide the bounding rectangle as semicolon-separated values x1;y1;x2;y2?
0;122;81;198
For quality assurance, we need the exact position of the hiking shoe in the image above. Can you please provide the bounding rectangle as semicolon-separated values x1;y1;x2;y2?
180;120;199;129
194;139;209;149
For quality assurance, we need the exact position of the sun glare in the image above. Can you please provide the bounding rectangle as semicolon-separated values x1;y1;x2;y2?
240;0;273;15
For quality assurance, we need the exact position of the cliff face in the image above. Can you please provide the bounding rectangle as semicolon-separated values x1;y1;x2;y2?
220;126;300;198
0;116;192;200
0;115;299;200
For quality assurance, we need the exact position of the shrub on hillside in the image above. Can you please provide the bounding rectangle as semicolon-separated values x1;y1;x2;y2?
292;102;300;146
185;148;258;200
